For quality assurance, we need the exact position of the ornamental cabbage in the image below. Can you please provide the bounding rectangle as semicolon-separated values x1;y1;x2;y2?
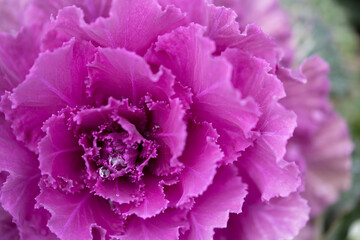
0;0;352;240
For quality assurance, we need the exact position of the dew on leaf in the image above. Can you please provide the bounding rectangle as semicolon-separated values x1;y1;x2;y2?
99;167;110;178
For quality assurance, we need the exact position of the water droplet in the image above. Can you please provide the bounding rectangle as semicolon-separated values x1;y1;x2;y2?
99;167;110;178
109;156;125;167
152;124;160;132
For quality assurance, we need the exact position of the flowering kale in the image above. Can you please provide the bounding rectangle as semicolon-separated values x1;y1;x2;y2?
0;0;352;240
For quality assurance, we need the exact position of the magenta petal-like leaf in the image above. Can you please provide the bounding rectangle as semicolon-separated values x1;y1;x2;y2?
213;0;293;63
238;144;300;201
122;175;169;218
52;0;186;54
181;165;247;240
222;48;285;109
41;0;112;23
229;24;282;72
237;103;300;200
0;0;29;33
257;103;297;160
93;177;142;205
38;111;85;192
121;208;189;240
36;188;124;240
280;55;331;136
0;116;55;239
0;203;19;240
166;121;223;206
25;0;112;30
148;98;187;175
205;4;241;51
215;193;309;240
73;97;146;132
0;39;96;152
0;118;39;220
158;1;245;56
0;27;40;95
147;24;259;162
302;114;353;215
158;0;209;25
88;47;175;106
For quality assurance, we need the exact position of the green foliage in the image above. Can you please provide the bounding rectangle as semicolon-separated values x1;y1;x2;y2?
336;0;360;32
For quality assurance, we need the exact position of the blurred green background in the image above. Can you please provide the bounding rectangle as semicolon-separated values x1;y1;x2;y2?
281;0;360;239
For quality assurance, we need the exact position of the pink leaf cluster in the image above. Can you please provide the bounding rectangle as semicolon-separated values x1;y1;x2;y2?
0;0;352;240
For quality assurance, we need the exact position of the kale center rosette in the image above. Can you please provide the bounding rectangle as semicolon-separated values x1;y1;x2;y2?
0;0;334;239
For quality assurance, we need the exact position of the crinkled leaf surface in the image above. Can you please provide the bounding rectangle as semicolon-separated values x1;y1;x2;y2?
181;165;247;240
0;39;95;152
36;188;124;240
